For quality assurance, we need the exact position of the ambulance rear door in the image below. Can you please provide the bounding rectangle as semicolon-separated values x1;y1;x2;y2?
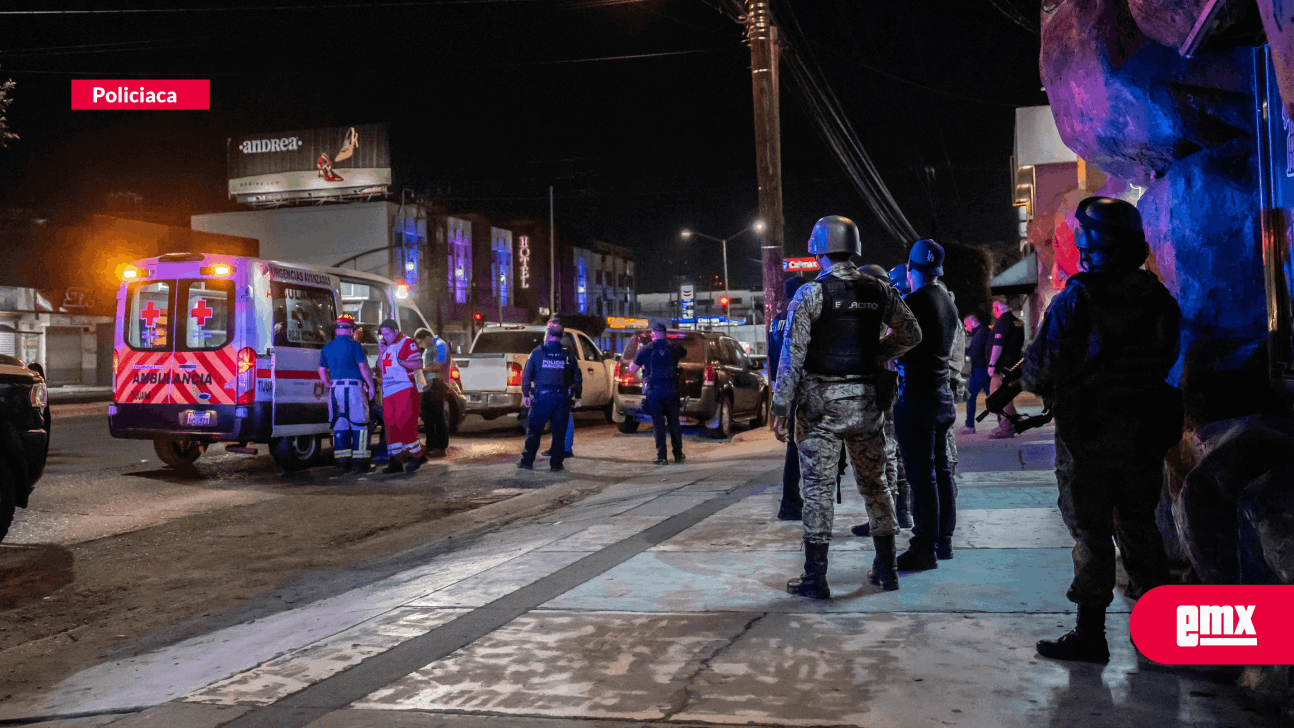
267;266;338;436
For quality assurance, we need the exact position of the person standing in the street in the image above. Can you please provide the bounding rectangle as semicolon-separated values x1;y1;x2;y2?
630;322;687;465
937;279;968;480
893;239;961;571
543;325;577;460
317;315;375;474
415;328;451;459
768;275;807;519
960;314;993;433
1023;196;1181;663
518;320;581;472
987;299;1026;439
377;319;425;473
772;216;921;597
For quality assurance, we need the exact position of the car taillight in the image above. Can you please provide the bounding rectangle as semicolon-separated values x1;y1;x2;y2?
507;361;523;387
451;366;461;381
236;347;257;405
703;365;716;386
112;350;119;377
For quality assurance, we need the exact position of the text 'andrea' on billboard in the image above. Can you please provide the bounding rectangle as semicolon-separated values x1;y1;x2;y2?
226;123;391;204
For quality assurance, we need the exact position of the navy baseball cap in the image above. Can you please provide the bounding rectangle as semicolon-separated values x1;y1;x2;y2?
651;322;668;333
908;239;945;275
783;275;806;300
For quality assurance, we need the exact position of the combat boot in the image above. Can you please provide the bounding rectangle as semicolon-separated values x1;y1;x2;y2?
867;534;899;591
1036;604;1110;663
895;542;938;571
336;457;353;474
787;541;830;599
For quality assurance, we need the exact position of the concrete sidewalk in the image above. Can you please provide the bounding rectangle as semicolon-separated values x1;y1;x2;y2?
4;429;1280;728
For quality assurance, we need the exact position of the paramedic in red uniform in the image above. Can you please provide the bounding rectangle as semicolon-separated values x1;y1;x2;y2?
377;318;425;473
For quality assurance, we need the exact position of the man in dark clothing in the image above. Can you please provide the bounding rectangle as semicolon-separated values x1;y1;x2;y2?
318;315;375;474
894;239;961;571
518;320;582;472
1024;196;1181;663
631;322;688;464
961;314;993;433
768;275;808;519
988;299;1026;439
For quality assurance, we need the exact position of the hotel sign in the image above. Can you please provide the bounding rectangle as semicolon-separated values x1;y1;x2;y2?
518;235;531;289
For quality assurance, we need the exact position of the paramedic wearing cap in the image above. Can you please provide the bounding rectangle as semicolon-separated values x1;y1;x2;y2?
630;322;688;465
318;315;375;473
518;320;582;471
378;319;426;473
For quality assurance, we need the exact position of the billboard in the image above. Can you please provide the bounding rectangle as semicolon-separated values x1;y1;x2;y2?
227;123;391;203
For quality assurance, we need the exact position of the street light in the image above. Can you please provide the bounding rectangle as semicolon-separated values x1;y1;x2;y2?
680;219;765;335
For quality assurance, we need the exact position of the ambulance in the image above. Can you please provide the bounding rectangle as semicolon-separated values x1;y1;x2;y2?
108;253;433;471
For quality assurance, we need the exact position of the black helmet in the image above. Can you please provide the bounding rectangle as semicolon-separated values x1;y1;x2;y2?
860;263;888;279
807;215;861;257
1074;196;1149;271
1074;196;1145;250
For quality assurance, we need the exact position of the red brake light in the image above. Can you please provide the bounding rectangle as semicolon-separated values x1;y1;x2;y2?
450;366;461;381
112;350;119;377
703;365;716;385
507;361;523;387
236;347;257;404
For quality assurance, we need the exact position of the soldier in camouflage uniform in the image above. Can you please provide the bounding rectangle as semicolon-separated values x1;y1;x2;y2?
772;216;921;597
1024;197;1181;664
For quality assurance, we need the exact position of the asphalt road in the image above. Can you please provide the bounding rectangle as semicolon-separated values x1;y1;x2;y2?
6;409;623;546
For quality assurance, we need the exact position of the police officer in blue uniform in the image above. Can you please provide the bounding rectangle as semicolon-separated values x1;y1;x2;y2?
769;275;808;519
518;320;582;472
631;322;688;465
317;315;375;474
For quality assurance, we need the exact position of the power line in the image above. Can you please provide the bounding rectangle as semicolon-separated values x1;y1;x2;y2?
0;47;725;75
773;1;921;244
982;0;1040;36
0;0;646;15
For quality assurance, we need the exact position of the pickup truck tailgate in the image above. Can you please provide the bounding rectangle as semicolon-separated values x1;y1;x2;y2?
458;354;509;392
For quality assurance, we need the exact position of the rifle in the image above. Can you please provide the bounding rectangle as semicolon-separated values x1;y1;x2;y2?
975;360;1054;434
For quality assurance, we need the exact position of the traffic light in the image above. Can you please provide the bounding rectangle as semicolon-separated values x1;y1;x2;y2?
719;296;730;309
473;312;483;323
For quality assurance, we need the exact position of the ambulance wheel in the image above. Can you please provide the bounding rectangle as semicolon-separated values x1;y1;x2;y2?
617;418;640;434
153;437;205;467
270;435;321;471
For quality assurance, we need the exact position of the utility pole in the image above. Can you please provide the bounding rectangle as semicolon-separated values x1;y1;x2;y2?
745;0;785;342
549;186;556;316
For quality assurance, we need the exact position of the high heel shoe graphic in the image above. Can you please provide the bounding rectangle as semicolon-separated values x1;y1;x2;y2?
316;152;344;183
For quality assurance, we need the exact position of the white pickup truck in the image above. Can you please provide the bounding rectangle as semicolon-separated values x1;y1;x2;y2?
455;324;617;422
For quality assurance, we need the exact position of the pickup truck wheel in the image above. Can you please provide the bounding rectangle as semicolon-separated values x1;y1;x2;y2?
0;465;14;543
603;403;615;424
270;435;320;471
154;437;206;467
708;397;732;440
617;418;640;434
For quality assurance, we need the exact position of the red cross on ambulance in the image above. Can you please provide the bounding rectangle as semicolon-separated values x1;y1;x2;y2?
191;299;214;326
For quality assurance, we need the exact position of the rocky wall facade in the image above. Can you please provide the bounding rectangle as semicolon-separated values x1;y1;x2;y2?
1041;0;1293;710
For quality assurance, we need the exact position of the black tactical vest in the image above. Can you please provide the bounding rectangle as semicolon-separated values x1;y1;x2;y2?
805;275;887;376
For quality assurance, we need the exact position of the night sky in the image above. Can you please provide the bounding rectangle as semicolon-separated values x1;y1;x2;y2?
0;0;1047;293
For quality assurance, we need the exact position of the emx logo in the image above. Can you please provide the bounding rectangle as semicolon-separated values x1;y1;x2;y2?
1130;586;1294;664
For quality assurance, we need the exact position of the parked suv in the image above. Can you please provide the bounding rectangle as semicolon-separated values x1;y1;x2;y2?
0;355;50;542
612;329;769;439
